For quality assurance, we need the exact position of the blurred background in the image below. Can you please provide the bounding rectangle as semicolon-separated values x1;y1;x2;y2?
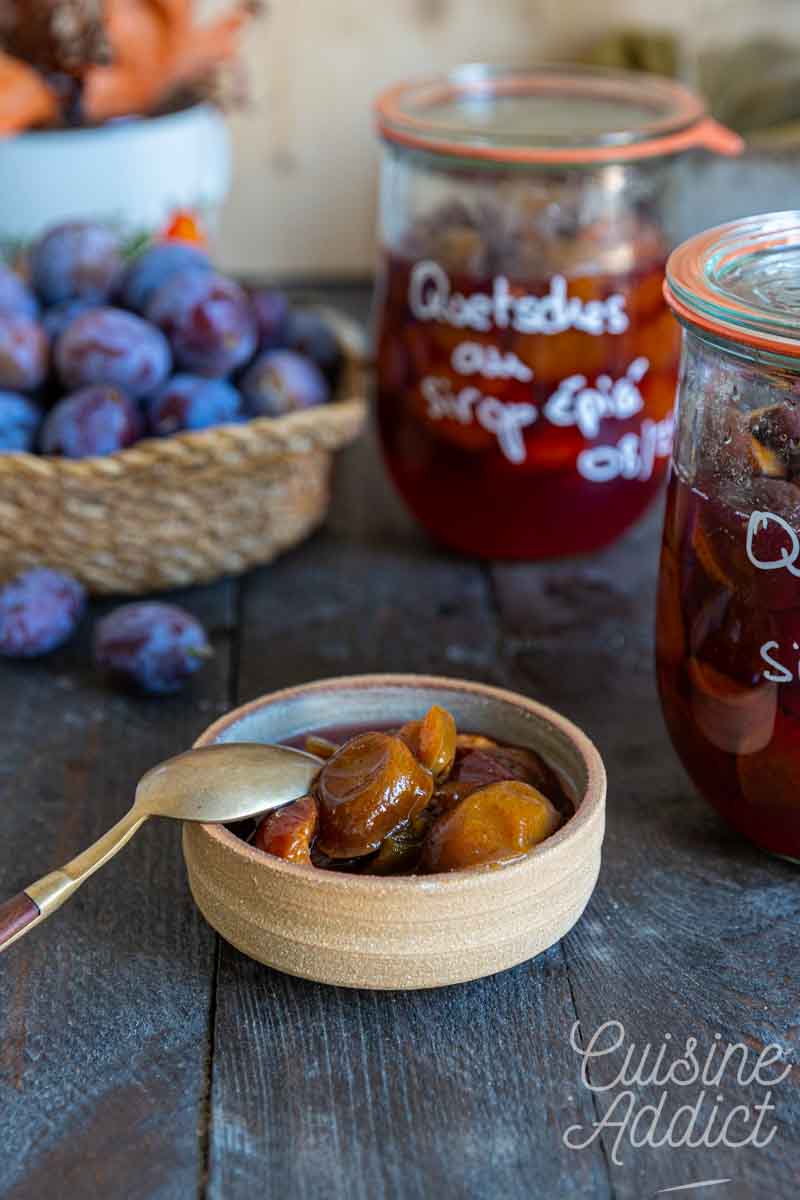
3;1;800;276
218;0;800;276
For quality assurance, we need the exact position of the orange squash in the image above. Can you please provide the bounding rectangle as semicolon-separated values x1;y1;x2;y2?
0;1;252;133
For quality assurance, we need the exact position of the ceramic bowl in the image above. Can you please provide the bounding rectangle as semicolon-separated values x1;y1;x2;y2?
0;103;230;256
183;674;606;990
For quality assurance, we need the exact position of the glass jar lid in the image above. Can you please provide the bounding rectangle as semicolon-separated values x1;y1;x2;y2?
665;212;800;359
375;64;742;165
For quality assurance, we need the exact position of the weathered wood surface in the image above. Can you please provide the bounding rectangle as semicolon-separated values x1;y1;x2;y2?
1;280;798;1199
0;583;235;1199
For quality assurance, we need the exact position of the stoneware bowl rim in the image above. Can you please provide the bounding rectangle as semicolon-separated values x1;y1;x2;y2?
192;673;606;892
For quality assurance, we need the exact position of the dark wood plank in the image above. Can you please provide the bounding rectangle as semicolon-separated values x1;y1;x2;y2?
492;509;800;1199
0;581;235;1199
208;949;609;1200
0;285;374;1199
203;419;611;1199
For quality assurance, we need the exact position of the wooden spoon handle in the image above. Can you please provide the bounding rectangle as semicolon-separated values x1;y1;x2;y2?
0;893;40;950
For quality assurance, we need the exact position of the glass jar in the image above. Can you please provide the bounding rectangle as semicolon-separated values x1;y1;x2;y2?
657;212;800;861
374;65;741;559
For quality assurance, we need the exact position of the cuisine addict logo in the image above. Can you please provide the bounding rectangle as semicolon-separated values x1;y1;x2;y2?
563;1021;790;1170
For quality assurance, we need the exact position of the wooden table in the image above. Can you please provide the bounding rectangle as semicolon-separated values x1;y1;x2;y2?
2;160;799;1198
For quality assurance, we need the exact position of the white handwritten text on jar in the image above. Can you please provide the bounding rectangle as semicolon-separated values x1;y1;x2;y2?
409;261;629;336
420;377;536;465
746;510;800;578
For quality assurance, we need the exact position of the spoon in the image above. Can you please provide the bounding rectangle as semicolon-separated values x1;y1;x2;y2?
0;742;321;953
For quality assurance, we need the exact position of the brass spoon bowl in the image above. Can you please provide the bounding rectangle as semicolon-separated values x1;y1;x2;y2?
0;742;321;952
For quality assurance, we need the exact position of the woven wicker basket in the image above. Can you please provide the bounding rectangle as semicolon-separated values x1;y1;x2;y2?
0;309;367;594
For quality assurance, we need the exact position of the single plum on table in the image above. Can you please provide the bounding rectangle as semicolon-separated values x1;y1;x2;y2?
0;568;86;658
0;315;49;392
55;307;171;398
146;269;257;377
250;288;290;351
0;391;42;452
240;349;330;417
30;222;123;306
148;374;244;435
0;265;39;319
41;385;143;458
285;309;343;384
94;602;212;694
118;242;211;313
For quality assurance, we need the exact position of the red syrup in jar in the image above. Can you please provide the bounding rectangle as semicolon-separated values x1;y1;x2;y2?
656;471;800;860
376;249;680;559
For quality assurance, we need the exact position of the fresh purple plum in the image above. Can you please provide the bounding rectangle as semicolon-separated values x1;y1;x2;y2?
94;602;212;694
146;268;257;377
251;288;290;351
285;309;342;384
30;222;123;305
42;299;93;341
41;385;143;458
0;315;49;391
118;241;211;313
0;568;86;658
240;349;330;417
55;306;171;398
0;264;38;319
0;391;42;452
148;374;244;435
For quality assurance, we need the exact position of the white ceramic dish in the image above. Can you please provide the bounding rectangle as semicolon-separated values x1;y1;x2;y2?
0;103;230;254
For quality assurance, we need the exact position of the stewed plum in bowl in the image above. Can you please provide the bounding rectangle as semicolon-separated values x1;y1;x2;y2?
183;674;606;989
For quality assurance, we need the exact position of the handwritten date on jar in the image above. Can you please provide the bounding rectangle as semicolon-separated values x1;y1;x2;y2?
249;706;569;875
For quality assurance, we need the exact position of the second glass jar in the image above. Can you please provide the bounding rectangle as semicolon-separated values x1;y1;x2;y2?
374;65;741;559
657;212;800;862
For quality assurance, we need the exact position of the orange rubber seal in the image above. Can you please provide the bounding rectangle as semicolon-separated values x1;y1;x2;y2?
664;214;800;359
663;282;800;358
375;67;743;165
